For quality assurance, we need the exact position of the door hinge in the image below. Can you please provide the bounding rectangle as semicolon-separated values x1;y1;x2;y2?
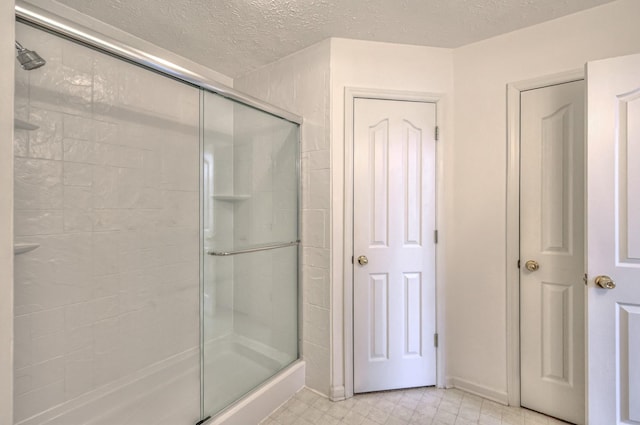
517;259;521;269
434;230;438;244
434;333;439;348
435;126;440;141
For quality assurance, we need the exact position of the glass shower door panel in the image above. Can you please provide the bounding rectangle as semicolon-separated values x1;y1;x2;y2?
203;246;298;416
202;91;299;418
13;22;201;425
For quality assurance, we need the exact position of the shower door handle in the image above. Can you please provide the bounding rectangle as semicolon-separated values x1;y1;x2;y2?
207;240;300;256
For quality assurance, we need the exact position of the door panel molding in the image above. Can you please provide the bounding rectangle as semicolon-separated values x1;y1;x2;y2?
617;89;640;264
541;104;573;255
540;280;574;384
341;88;444;399
617;303;640;423
505;68;584;408
369;120;390;247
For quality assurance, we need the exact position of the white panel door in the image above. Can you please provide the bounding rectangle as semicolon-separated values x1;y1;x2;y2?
587;53;640;425
353;98;436;393
520;80;585;424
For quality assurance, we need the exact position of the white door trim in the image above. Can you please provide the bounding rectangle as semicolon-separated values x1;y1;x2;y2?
505;69;584;407
342;87;445;398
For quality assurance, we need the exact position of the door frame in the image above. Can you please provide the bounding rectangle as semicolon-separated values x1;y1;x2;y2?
505;69;585;407
342;87;445;398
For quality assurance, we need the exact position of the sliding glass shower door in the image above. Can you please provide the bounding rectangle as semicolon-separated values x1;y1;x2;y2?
201;92;299;417
13;8;301;423
13;21;202;425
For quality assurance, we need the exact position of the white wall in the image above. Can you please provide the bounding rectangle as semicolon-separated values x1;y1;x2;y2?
235;40;332;395
329;38;454;398
1;1;16;424
449;0;640;402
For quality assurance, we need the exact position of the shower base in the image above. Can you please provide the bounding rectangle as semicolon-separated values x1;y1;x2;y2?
207;359;304;425
16;335;303;425
203;334;299;420
16;348;200;425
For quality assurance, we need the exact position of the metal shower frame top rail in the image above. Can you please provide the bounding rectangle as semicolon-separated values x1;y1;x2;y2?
14;1;303;126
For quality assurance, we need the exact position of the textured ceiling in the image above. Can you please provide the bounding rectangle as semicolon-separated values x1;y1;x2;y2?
53;0;617;78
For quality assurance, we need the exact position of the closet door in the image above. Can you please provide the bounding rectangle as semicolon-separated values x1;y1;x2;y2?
520;80;585;424
586;52;640;425
352;98;437;393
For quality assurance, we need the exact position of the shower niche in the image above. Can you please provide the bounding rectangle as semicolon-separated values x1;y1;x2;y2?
13;13;299;425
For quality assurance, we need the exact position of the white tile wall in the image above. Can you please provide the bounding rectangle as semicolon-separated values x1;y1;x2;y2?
13;23;200;424
235;39;332;395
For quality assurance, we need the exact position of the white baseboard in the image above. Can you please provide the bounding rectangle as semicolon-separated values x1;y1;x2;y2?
446;376;509;405
329;386;346;401
210;360;305;425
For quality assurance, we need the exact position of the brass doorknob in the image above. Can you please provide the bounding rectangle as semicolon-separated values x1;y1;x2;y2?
595;275;615;289
357;255;368;266
525;260;540;272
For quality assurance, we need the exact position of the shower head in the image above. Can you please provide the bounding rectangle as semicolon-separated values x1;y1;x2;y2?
15;41;46;70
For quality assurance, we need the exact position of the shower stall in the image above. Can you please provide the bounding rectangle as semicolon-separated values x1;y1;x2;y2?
12;5;300;425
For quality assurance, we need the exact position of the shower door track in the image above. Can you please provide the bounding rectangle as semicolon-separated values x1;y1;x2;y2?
14;1;303;125
207;240;300;256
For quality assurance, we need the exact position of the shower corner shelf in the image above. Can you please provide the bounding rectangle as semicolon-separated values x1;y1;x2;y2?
14;118;40;131
14;243;40;255
212;194;250;202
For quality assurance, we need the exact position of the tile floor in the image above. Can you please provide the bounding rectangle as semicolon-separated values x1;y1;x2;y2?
261;387;570;425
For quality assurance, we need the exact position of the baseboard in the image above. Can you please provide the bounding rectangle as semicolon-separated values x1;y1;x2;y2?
446;376;509;405
329;386;346;401
445;377;455;389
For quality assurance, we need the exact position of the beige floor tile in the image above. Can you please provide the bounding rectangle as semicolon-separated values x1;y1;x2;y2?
261;387;572;425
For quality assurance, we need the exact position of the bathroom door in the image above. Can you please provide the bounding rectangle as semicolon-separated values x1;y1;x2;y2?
352;98;437;393
519;80;585;424
586;52;640;425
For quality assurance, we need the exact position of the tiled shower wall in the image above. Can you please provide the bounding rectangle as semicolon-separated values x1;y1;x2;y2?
13;23;200;423
235;39;331;394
